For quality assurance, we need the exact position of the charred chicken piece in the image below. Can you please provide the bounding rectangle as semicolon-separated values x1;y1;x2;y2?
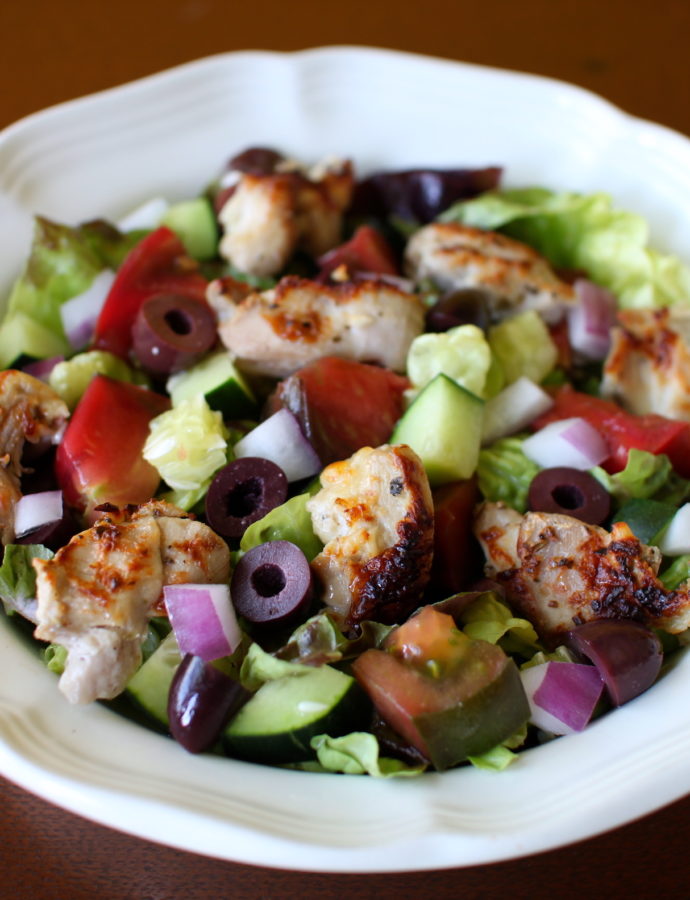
307;444;434;629
208;275;425;378
33;500;230;704
404;222;575;323
474;502;690;645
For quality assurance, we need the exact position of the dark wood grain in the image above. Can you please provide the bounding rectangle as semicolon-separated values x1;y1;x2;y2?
1;1;690;896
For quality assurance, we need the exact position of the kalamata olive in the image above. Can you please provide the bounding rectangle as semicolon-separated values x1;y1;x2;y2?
205;458;288;540
351;167;502;223
230;540;313;626
565;620;663;706
527;467;611;525
132;293;217;375
168;653;251;753
425;288;492;332
226;147;284;175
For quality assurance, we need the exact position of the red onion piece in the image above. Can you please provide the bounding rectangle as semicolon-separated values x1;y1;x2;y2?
233;408;321;482
13;490;63;539
60;269;116;350
565;620;663;706
22;355;64;382
523;416;609;470
567;279;617;361
520;661;604;734
163;584;241;661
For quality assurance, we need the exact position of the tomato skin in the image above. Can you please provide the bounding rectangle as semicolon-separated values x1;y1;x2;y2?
353;606;528;769
317;225;399;278
55;375;170;513
429;478;482;599
92;227;208;359
271;356;409;465
534;385;690;477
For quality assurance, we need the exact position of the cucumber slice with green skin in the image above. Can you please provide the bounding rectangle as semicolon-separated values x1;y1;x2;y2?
125;631;182;729
613;497;677;545
391;373;484;485
167;351;256;419
162;197;218;261
223;665;368;764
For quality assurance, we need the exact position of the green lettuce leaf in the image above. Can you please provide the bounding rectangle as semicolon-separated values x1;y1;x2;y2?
590;449;690;508
477;436;540;512
275;610;393;666
441;188;690;308
459;593;541;657
240;492;324;562
239;641;315;691
43;643;68;674
310;732;426;777
659;555;690;590
0;544;53;615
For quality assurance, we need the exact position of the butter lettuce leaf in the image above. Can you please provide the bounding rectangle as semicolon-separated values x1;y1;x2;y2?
459;593;541;657
477;436;540;512
441;188;690;308
0;543;53;617
310;732;426;777
590;449;690;508
240;492;323;561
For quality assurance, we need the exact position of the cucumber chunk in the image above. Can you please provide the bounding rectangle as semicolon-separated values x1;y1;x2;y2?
223;665;367;764
166;351;256;418
125;631;182;728
391;373;484;485
162;197;218;260
0;312;67;368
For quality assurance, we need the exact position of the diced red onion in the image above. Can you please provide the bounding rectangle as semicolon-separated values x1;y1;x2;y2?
116;197;169;232
567;279;617;361
164;583;241;661
60;269;116;350
523;416;609;470
520;661;604;735
14;490;63;539
481;376;554;446
233;408;321;482
657;502;690;555
22;355;64;382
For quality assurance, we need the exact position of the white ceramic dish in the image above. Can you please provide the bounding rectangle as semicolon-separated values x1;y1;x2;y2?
2;46;690;873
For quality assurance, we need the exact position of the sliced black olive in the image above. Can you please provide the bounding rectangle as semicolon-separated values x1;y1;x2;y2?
230;540;313;626
226;147;284;175
132;293;217;375
425;288;492;332
205;457;288;540
527;467;611;525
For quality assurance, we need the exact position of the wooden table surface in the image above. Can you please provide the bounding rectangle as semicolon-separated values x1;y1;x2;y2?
2;2;690;897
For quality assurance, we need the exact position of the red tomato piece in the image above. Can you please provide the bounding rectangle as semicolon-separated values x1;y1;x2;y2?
533;385;690;477
429;478;482;599
92;226;208;359
317;225;399;278
270;356;409;465
55;375;170;514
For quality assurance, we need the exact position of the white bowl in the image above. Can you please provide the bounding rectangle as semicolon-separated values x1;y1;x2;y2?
2;46;690;873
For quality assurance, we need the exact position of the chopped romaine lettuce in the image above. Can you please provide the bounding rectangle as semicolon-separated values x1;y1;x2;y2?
405;324;498;399
488;310;558;385
659;555;690;590
477;436;540;512
49;350;147;410
143;396;228;491
310;732;426;777
590;449;690;508
441;187;690;308
0;544;53;616
240;493;323;561
275;610;392;666
459;592;541;657
44;643;68;674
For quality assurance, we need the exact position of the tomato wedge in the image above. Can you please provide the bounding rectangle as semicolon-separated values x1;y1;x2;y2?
429;477;482;599
317;225;399;278
56;375;170;514
270;356;409;465
92;226;208;359
533;385;690;477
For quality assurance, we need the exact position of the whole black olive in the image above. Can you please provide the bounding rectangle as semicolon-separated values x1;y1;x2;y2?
230;540;313;626
527;467;611;525
132;293;217;375
205;457;288;540
226;147;284;175
168;654;251;753
425;288;492;332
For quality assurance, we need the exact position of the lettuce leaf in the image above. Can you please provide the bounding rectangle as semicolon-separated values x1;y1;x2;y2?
477;436;540;512
441;188;690;308
590;449;690;508
310;732;426;777
0;543;53;616
240;492;323;562
459;593;541;657
659;555;690;590
275;610;393;666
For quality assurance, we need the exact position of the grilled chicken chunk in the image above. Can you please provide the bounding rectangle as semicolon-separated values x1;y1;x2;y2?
33;501;230;704
0;371;69;544
218;160;354;278
601;307;690;420
474;502;690;644
405;222;575;323
209;275;425;378
307;444;434;629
